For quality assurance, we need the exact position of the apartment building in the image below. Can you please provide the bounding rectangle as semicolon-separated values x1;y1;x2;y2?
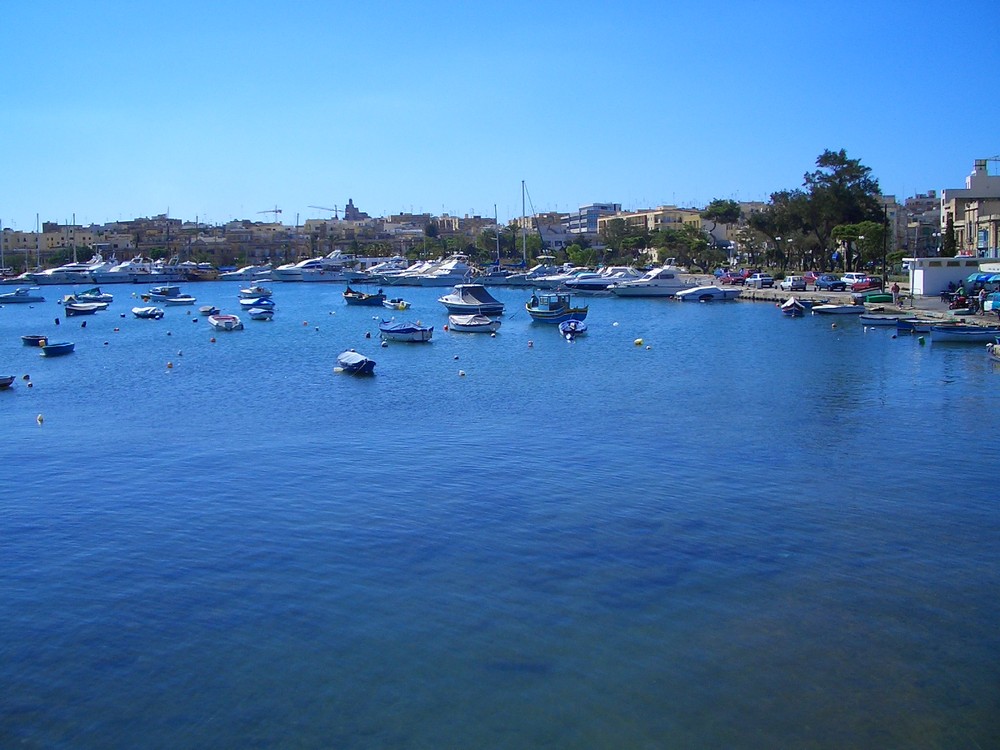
941;158;1000;257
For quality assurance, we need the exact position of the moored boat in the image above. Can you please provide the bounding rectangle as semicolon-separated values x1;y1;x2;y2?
238;296;274;309
0;287;45;303
780;297;805;317
448;314;502;333
64;301;108;316
199;305;220;316
336;349;376;375
39;341;75;357
378;320;434;342
163;294;197;306
132;306;165;319
21;334;47;346
0;374;14;389
674;285;741;302
559;319;588;338
382;297;411;310
895;317;936;333
609;264;693;297
437;284;505;315
811;304;865;315
525;291;588;324
238;285;273;298
144;285;182;301
247;307;274;320
988;341;1000;363
343;286;387;306
207;314;244;331
930;324;1000;343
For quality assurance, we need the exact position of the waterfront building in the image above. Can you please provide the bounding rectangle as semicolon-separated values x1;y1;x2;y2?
564;203;621;235
941;158;1000;258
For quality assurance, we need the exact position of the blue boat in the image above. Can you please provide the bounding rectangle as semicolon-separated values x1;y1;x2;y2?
336;350;376;375
525;291;588;324
39;341;75;357
559;319;588;337
343;286;387;307
378;320;433;342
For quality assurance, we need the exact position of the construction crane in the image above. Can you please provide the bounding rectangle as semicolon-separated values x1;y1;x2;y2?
257;206;282;221
308;205;339;219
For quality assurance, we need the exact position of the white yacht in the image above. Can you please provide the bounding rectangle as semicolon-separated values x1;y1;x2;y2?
415;254;474;286
91;256;185;284
219;263;273;282
271;250;354;282
29;253;117;285
562;266;643;293
610;265;696;297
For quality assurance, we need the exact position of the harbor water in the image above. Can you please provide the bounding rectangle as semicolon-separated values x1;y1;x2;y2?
2;282;999;748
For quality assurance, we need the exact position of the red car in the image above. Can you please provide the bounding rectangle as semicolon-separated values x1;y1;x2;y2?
719;273;745;285
803;271;819;286
850;276;884;292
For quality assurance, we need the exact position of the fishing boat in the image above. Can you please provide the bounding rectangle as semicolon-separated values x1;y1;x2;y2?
144;285;182;301
199;305;220;316
238;285;273;298
811;304;865;315
895;317;936;334
0;287;45;303
859;313;904;326
525;291;588;324
207;313;244;331
559;319;588;338
780;297;805;317
21;334;47;346
247;307;274;321
343;286;387;306
39;341;75;357
674;285;741;302
448;314;502;333
64;301;108;316
930;324;1000;343
336;350;376;375
437;284;505;316
0;375;14;389
382;297;411;310
378;320;433;342
163;294;197;306
132;306;165;319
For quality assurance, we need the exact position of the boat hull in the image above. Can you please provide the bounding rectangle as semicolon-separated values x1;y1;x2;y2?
40;342;75;356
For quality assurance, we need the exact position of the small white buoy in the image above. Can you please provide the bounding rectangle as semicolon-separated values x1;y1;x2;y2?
528;340;534;348
646;345;651;350
634;338;643;346
613;321;619;327
380;341;388;347
831;323;837;329
167;361;173;369
458;370;466;377
453;355;459;360
490;333;496;338
36;414;43;425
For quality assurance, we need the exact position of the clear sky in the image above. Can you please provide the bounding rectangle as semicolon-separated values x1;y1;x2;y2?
3;0;998;230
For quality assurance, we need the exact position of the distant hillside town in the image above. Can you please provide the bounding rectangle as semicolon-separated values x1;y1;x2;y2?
2;159;998;275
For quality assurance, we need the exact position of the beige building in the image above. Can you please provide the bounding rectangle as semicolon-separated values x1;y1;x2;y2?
941;158;1000;257
597;205;702;235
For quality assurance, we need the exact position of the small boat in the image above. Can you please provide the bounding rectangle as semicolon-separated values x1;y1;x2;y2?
0;287;45;303
0;375;14;390
238;296;275;309
930;324;1000;343
247;307;274;320
988;342;1000;363
343;286;387;306
895;317;935;333
437;284;505;315
73;287;114;303
378;320;434;342
336;349;376;375
811;304;865;315
525;291;588;324
238;285;273;298
199;305;220;316
674;285;741;302
207;313;244;331
780;297;805;317
39;341;75;357
132;306;165;319
448;314;502;333
64;301;108;316
383;297;411;310
21;334;47;347
859;313;903;326
163;294;196;306
145;285;182;300
559;319;588;338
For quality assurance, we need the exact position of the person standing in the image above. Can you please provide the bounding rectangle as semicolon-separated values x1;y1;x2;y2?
891;281;900;306
978;287;988;315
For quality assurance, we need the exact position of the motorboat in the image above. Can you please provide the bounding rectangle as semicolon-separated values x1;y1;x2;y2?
64;301;108;316
91;256;185;284
0;287;45;303
132;306;165;319
199;305;220;316
271;250;356;282
437;284;505;316
238;296;274;309
674;285;741;302
610;265;695;297
376;259;438;286
780;297;805;317
382;297;411;310
448;314;502;333
163;294;197;306
525;291;588;324
144;285;182;301
378;320;433;342
562;266;643;293
343;286;387;306
238;285;273;298
39;341;75;357
207;314;244;331
336;350;376;375
859;313;904;326
70;287;114;303
895;318;935;334
504;259;564;287
559;319;588;338
414;254;474;287
811;304;865;315
247;307;274;321
219;263;273;282
0;375;14;390
531;265;588;290
930;324;1000;343
21;334;47;347
27;254;116;285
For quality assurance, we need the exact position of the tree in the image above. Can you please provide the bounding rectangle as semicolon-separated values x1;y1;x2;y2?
942;215;957;257
801;149;883;261
701;199;742;243
599;218;629;253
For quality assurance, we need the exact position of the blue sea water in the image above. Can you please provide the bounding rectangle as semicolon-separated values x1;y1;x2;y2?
2;281;999;749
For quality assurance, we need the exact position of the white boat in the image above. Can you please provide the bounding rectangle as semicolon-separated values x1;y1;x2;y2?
163;294;197;306
382;297;411;310
238;285;273;298
812;304;865;315
414;254;474;286
610;265;696;297
859;313;904;326
930;324;1000;343
780;297;805;317
28;253;117;285
674;285;741;302
238;296;274;309
199;305;220;316
437;284;505;315
219;263;273;282
559;319;588;338
271;250;356;282
144;285;182;300
132;306;164;319
247;307;274;320
0;287;45;303
91;256;185;284
378;320;433;342
207;313;244;331
64;301;108;316
562;266;643;293
448;314;502;333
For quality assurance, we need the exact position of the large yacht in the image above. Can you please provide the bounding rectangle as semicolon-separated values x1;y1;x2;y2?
91;256;186;284
609;264;695;297
29;253;117;285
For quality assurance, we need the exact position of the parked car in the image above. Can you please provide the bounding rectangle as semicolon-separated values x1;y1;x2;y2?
850;276;884;291
803;271;819;286
815;274;847;291
840;272;869;287
779;275;806;291
745;273;774;289
719;272;746;285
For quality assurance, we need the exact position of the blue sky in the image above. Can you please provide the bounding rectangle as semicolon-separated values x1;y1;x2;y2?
3;0;998;230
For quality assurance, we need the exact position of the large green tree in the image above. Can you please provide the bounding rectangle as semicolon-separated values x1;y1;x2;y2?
701;199;742;239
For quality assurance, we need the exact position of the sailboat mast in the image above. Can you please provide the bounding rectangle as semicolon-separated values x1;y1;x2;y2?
494;204;500;266
521;180;527;266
